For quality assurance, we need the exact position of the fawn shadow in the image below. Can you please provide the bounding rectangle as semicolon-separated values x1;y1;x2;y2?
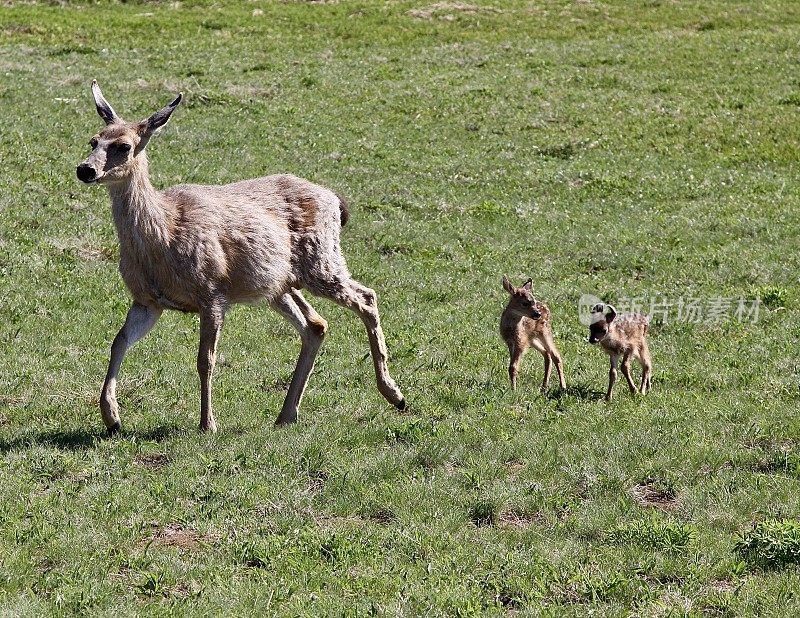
0;424;183;453
543;382;606;402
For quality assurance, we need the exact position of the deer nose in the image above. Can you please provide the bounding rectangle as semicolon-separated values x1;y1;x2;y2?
76;164;96;183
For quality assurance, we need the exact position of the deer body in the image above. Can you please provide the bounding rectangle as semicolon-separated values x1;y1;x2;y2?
500;277;566;393
588;304;652;402
109;162;339;311
78;82;405;434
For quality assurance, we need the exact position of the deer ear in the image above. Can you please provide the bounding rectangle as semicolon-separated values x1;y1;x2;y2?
502;276;514;294
91;80;120;125
142;92;182;135
522;278;532;291
136;93;183;152
605;304;617;324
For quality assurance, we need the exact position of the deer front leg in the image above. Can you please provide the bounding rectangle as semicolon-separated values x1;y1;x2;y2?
605;353;618;402
620;352;638;394
540;351;552;393
508;342;523;391
198;304;225;433
100;303;162;435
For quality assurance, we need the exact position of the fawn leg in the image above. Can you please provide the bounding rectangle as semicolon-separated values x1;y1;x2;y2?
639;341;653;394
621;352;638;394
508;342;523;391
544;333;566;391
605;353;618;402
540;351;552;393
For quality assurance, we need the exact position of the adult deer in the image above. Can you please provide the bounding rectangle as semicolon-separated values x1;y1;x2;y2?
77;81;406;434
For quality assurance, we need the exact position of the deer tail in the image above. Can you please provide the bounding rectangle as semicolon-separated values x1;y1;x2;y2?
335;192;349;227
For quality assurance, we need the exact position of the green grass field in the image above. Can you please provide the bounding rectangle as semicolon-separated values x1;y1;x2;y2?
1;0;799;615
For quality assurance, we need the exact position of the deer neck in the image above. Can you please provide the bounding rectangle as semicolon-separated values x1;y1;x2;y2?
107;154;174;252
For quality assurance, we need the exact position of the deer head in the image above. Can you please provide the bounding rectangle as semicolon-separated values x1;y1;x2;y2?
76;80;182;185
588;303;617;344
501;276;542;320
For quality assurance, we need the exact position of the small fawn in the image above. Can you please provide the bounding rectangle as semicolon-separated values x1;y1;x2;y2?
500;276;566;393
587;303;652;402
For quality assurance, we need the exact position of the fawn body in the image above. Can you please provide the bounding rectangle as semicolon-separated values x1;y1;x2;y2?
77;81;405;434
500;277;566;392
588;303;652;401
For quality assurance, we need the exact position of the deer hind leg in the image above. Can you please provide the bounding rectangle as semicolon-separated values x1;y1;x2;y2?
528;338;550;394
550;345;566;391
537;334;565;393
310;277;405;410
272;290;327;426
198;303;226;433
621;351;639;394
100;302;162;435
639;341;653;394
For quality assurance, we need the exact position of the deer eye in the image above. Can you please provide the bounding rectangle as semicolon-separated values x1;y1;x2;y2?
89;138;98;149
521;301;531;308
116;142;131;152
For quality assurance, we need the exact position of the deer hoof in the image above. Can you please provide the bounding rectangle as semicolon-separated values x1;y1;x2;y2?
107;421;122;437
395;398;407;411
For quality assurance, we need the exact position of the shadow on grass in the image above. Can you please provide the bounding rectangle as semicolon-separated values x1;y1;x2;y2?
544;383;606;401
0;424;183;453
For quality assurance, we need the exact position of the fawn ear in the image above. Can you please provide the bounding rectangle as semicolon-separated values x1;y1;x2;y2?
605;304;617;324
91;80;120;125
502;276;514;294
522;278;533;291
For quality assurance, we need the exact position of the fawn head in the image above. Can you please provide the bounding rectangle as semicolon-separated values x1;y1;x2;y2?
588;303;617;344
77;80;182;185
502;276;542;320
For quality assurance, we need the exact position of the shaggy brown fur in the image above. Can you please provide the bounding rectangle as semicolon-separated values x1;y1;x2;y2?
500;276;566;393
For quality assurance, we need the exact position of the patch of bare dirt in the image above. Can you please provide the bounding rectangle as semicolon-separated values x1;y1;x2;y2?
630;483;680;511
409;2;502;20
314;508;396;526
498;508;543;528
139;523;217;550
134;453;170;469
75;245;115;262
504;458;526;473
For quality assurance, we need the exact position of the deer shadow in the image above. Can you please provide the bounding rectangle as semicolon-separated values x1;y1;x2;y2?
543;382;606;402
0;424;183;454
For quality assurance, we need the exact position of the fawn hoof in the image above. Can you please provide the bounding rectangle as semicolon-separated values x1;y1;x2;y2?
394;398;407;411
106;421;122;437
